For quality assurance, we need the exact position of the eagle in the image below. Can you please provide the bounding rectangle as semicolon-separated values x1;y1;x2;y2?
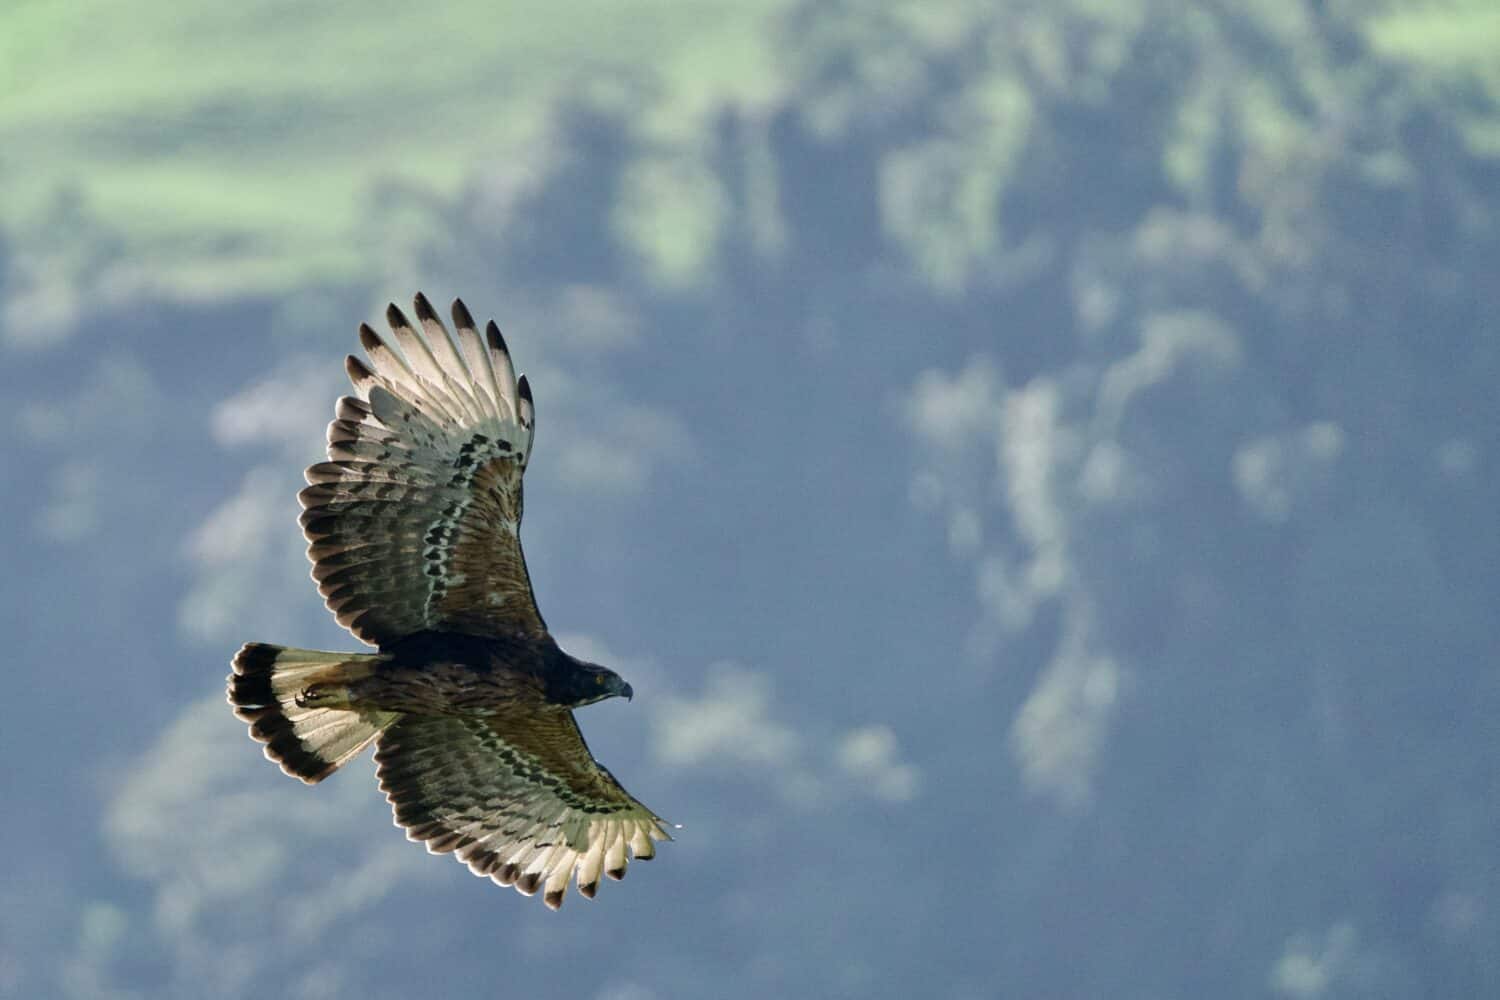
227;293;671;909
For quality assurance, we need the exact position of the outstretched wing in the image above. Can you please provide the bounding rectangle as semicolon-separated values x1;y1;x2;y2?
299;294;544;646
374;712;672;909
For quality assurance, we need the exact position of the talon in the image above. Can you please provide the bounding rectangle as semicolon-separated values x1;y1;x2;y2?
296;684;328;708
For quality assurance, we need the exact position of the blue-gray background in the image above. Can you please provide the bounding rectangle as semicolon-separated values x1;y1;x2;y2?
2;2;1496;997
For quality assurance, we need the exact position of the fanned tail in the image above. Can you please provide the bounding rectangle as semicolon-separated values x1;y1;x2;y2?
228;643;398;784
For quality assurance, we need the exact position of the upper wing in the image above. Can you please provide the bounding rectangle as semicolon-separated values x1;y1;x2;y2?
299;294;545;646
374;712;672;909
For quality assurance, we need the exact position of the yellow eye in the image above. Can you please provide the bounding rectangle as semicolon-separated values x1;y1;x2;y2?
595;675;605;685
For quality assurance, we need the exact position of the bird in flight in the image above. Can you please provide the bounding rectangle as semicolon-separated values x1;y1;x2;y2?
227;294;671;909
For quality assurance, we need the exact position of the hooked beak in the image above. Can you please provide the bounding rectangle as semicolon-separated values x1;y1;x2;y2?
620;681;634;702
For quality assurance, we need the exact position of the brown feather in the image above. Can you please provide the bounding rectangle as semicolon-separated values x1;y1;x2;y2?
373;713;670;907
297;297;545;646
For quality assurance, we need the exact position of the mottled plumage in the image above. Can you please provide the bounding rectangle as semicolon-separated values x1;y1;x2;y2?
228;294;670;909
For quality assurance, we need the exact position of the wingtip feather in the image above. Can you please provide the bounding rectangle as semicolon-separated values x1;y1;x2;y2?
357;322;385;354
451;298;475;331
385;302;411;332
485;319;509;357
413;291;438;324
345;354;374;387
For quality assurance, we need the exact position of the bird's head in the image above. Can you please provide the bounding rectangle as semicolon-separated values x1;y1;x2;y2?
551;657;633;709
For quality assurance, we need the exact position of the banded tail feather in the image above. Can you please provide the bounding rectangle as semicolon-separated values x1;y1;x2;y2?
228;643;398;784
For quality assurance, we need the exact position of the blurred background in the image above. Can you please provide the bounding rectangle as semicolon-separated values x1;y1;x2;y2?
2;1;1497;997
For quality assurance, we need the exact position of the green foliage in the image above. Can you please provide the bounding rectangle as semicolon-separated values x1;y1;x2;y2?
0;0;791;295
3;0;1496;302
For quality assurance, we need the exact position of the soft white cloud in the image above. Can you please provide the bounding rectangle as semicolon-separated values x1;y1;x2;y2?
17;355;161;447
997;377;1075;619
652;663;802;770
904;357;1002;449
186;466;285;568
904;360;1087;639
1;264;85;349
16;353;163;553
975;554;1039;635
1269;922;1362;998
1078;439;1147;506
1435;437;1478;479
177;465;307;643
544;285;644;352
615;151;728;289
904;356;1067;634
77;696;428;999
555;400;694;495
1009;609;1121;808
0;191;155;351
836;725;921;803
650;663;921;808
1233;421;1344;522
904;315;1255;806
900;351;1149;806
1095;309;1241;433
210;358;343;457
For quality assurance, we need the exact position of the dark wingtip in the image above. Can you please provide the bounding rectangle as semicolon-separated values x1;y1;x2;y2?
606;866;626;882
345;354;373;383
413;292;438;323
386;302;411;331
517;374;533;403
485;319;509;356
516;871;542;895
451;298;476;331
578;880;598;899
544;889;565;910
357;322;385;354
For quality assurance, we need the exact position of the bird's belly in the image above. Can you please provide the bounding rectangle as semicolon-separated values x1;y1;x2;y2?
347;661;532;716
